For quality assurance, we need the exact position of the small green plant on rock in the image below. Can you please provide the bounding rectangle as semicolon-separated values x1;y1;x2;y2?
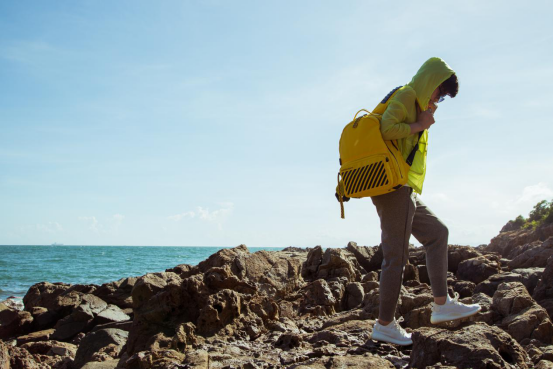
502;199;553;232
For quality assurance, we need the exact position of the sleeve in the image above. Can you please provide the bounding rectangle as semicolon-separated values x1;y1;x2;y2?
380;95;413;141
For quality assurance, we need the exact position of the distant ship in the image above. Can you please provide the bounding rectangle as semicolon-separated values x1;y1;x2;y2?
50;243;64;246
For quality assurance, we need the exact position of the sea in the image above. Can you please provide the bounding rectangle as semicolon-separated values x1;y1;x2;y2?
0;245;287;302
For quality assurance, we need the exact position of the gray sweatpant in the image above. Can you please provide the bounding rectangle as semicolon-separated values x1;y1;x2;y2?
371;186;448;322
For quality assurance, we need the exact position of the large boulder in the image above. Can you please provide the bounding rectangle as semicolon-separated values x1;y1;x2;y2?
93;277;138;309
447;245;483;274
492;282;553;344
410;322;531;369
474;272;523;297
0;303;33;340
302;247;363;283
73;328;128;368
345;242;383;273
456;255;501;284
511;267;545;295
51;294;109;341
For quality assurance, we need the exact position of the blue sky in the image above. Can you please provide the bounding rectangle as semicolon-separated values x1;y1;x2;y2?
1;1;552;247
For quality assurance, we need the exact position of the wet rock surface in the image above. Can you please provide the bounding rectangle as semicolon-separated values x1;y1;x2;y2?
2;226;553;368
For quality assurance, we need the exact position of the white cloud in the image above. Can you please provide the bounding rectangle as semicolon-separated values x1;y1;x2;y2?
167;211;196;221
79;216;100;232
167;203;234;230
197;203;233;222
515;182;553;205
36;222;63;234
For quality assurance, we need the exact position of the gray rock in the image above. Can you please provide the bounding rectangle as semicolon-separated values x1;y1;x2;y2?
94;304;130;325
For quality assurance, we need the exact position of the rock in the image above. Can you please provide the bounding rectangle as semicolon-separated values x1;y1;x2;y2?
197;289;246;336
303;247;363;283
0;341;9;369
92;321;133;333
509;237;553;269
512;267;545;295
534;256;553;316
73;328;128;368
16;328;55;345
456;255;502;284
0;298;23;311
327;354;394;368
0;303;33;340
493;282;553;344
344;282;364;310
23;282;72;312
345;242;383;273
474;272;523;297
125;349;185;369
275;333;303;349
165;263;199;279
80;360;119;369
29;307;58;331
402;263;419;283
537;360;553;369
417;265;430;284
4;344;43;369
410;322;531;369
93;277;138;309
484;223;553;259
20;340;77;357
447;245;483;274
299;279;337;316
451;279;476;298
471;292;501;325
95;304;130;325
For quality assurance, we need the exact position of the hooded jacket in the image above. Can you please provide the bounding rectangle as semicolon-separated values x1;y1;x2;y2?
380;57;455;194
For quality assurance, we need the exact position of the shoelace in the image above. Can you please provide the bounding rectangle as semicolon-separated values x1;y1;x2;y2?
391;320;408;336
448;292;461;306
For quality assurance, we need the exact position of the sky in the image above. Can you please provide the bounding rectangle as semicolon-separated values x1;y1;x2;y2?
1;1;552;247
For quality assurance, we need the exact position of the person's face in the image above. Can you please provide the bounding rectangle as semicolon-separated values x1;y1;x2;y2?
429;86;442;106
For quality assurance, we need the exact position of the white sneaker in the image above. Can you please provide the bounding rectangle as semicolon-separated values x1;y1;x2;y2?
370;318;413;346
430;292;481;324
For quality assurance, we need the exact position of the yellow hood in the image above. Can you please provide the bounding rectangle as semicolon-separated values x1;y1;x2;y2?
407;57;455;110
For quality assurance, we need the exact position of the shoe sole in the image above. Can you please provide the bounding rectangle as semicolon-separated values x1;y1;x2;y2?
370;330;413;346
430;306;482;324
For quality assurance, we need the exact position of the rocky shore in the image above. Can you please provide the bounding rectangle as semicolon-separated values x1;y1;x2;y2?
2;224;553;368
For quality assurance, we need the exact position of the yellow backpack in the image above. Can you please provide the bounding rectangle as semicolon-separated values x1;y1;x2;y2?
336;86;421;218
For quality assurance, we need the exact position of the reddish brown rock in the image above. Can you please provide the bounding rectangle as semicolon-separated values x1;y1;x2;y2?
509;237;553;269
493;282;553;344
345;242;383;273
16;328;55;345
484;223;553;259
0;341;9;369
302;247;363;283
93;277;138;309
0;303;33;340
410;322;531;369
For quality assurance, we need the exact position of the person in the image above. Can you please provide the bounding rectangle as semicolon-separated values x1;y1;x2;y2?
369;57;481;346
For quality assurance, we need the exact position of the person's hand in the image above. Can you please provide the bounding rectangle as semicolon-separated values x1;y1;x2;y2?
418;109;435;130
